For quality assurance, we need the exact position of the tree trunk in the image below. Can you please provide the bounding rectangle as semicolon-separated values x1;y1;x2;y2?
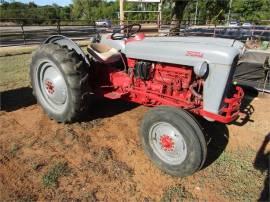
170;0;189;36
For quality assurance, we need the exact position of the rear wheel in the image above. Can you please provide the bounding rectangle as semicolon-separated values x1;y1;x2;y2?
140;106;207;177
30;43;90;122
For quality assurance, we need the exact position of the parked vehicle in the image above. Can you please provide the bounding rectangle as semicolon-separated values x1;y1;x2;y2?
95;19;111;27
242;22;253;28
30;24;245;177
229;21;240;27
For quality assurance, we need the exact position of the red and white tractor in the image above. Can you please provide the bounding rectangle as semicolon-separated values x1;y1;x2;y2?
30;24;245;176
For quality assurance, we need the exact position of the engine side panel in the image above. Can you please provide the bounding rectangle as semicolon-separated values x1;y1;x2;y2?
94;59;203;110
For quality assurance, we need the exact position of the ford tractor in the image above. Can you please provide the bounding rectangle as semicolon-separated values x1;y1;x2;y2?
30;24;245;177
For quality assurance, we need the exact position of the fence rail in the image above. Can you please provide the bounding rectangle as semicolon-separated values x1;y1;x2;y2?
0;18;270;47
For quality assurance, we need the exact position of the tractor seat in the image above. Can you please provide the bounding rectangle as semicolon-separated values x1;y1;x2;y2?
87;43;121;64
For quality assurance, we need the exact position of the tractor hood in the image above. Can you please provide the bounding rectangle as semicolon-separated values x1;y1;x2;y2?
124;36;244;66
142;36;244;50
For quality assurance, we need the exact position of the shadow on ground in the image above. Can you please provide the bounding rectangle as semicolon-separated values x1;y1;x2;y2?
0;87;138;119
82;96;139;122
200;86;261;169
254;132;270;202
199;118;229;169
1;87;36;111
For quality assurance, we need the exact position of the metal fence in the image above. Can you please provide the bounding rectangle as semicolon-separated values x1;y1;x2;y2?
183;26;270;41
0;18;270;47
0;18;99;46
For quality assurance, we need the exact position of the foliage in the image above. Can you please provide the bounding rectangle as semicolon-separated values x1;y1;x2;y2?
0;1;71;24
231;0;270;22
0;0;269;25
71;0;119;22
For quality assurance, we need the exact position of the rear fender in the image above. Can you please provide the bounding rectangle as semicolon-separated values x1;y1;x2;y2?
44;35;91;66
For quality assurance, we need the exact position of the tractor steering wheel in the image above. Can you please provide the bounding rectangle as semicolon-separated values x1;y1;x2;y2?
111;24;141;40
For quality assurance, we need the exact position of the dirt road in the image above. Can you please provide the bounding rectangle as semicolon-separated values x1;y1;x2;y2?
0;85;269;201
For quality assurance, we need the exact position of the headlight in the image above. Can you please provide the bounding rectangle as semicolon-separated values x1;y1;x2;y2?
194;61;208;77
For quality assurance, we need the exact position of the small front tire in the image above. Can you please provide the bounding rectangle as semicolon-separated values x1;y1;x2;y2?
140;106;207;177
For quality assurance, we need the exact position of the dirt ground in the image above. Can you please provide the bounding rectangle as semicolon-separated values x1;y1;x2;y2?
0;86;269;201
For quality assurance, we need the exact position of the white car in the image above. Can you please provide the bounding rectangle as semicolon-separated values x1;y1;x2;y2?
229;21;240;27
242;22;253;28
95;19;111;27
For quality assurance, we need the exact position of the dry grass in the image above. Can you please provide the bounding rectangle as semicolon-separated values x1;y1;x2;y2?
0;45;39;57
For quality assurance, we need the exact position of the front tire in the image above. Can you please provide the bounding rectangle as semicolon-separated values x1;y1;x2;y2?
140;106;207;177
30;43;90;122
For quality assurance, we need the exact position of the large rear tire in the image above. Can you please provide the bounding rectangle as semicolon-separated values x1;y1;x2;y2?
140;106;207;177
30;43;90;122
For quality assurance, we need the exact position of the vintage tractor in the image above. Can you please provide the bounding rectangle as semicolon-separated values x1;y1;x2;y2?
30;24;245;177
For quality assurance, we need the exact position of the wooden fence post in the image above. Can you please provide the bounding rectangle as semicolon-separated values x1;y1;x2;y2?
213;24;216;37
57;20;61;34
20;24;26;45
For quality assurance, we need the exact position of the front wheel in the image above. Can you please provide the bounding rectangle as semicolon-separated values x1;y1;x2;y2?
140;106;207;177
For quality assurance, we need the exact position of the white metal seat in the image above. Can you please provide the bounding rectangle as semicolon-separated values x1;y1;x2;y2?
87;43;121;64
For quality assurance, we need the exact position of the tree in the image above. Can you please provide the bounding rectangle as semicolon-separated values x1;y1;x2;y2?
169;0;189;35
0;0;269;26
60;6;71;20
72;0;114;22
231;0;270;22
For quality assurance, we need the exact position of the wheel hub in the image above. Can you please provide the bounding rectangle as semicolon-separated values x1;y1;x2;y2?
37;60;68;110
149;122;187;165
160;135;174;151
45;79;55;95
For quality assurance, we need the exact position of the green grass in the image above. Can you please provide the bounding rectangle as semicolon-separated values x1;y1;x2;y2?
161;186;195;202
42;162;70;188
209;150;265;201
160;150;265;201
9;143;21;157
0;54;31;91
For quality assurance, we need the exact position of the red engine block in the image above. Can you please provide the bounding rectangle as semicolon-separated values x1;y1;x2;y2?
100;58;204;111
93;58;243;123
